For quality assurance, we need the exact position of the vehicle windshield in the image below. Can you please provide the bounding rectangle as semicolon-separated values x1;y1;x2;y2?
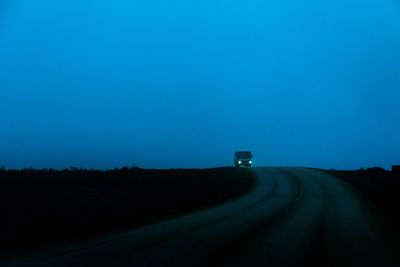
236;152;252;158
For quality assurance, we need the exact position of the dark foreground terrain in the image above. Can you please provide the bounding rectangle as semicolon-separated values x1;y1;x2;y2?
327;167;400;220
0;167;255;259
2;167;399;267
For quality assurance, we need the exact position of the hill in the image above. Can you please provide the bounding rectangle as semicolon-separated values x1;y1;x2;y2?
0;167;255;258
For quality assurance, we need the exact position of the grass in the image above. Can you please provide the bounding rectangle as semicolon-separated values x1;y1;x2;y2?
0;166;255;259
325;167;400;220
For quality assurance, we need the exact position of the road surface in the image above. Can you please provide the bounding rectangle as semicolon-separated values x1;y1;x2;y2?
2;167;399;266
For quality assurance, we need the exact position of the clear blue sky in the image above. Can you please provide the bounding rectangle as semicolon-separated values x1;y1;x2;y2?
1;0;400;170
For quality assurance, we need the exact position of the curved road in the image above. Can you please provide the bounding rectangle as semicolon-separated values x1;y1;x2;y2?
2;167;399;266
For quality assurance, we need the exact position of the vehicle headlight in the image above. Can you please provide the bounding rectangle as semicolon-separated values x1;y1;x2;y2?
249;161;252;164
238;160;242;164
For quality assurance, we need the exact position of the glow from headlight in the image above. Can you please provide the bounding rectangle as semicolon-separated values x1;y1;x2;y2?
249;161;252;164
238;160;242;164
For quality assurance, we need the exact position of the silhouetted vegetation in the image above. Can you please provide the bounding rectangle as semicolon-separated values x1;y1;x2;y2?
0;167;255;258
327;167;400;220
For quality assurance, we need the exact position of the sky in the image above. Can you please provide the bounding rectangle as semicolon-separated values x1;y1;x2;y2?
1;0;400;170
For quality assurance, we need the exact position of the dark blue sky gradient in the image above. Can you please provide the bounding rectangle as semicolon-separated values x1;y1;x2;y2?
1;0;400;169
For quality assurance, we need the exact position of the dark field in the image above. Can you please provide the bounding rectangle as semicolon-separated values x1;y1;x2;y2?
326;167;400;220
0;167;255;258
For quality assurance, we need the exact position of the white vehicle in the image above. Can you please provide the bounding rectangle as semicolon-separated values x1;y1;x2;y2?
234;151;253;167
